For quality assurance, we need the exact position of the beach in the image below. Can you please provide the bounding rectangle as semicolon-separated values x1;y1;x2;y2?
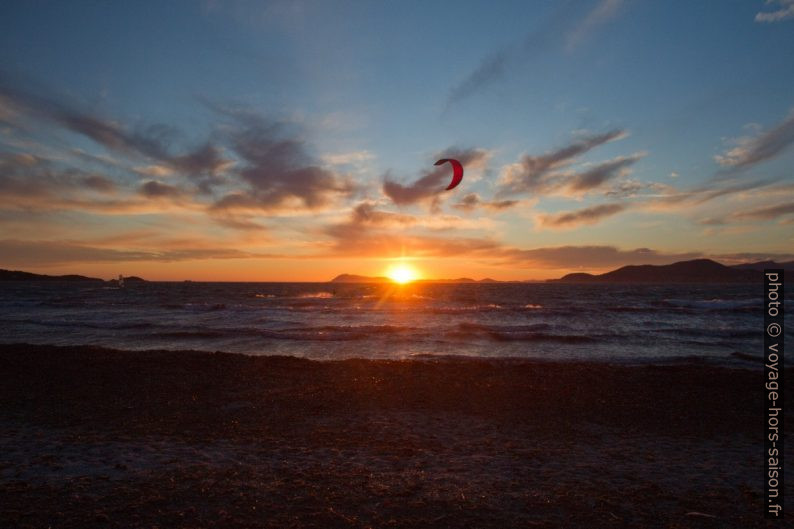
1;343;788;528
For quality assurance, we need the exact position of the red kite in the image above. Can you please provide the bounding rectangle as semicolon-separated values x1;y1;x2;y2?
435;158;464;190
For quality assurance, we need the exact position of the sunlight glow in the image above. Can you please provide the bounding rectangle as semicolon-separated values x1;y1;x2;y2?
386;264;420;284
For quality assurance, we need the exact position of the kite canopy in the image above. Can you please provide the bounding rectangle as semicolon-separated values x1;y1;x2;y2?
434;158;464;190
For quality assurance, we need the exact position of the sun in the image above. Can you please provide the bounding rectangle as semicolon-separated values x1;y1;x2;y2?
386;264;420;284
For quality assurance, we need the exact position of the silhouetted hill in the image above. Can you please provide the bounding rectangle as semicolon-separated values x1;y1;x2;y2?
730;260;794;272
0;269;103;282
552;259;760;283
330;274;390;283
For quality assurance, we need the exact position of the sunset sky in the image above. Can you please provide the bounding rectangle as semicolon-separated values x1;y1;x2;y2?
1;1;793;281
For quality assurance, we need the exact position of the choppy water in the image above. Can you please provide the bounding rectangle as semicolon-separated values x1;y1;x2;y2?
0;281;788;364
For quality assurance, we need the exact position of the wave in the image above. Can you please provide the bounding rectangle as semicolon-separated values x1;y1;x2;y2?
1;318;160;331
660;298;759;311
297;292;334;299
160;302;227;311
648;327;757;339
450;322;595;343
260;324;409;341
153;330;230;339
427;304;505;314
456;322;551;333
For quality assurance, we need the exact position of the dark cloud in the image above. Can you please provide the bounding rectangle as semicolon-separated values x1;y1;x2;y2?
447;49;511;107
0;74;233;179
0;239;256;266
211;111;355;212
349;202;416;227
499;245;701;269
538;202;627;228
566;153;643;192
139;180;184;199
0;77;168;158
497;129;627;197
382;148;488;206
452;193;519;213
714;251;794;264
453;193;481;212
649;178;779;209
734;202;794;220
604;179;653;198
715;111;794;169
0;76;359;218
0;152;117;198
324;201;417;240
321;201;501;257
81;174;116;192
169;143;232;192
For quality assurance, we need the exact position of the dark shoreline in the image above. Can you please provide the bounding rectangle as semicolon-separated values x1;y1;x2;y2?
1;343;791;528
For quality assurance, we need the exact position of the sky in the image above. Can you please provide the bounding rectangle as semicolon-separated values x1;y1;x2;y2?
0;0;793;281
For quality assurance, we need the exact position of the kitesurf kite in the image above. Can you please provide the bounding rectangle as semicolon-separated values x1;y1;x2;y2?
435;158;464;191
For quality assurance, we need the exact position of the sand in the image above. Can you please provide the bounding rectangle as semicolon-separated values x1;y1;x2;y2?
0;343;790;528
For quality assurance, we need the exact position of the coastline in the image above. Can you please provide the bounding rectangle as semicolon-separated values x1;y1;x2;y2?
1;343;790;528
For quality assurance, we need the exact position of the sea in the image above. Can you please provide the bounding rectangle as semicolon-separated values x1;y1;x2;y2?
0;281;789;365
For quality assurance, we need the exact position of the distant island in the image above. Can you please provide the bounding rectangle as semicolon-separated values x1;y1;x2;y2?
0;269;104;282
0;269;146;282
550;258;792;283
330;274;391;283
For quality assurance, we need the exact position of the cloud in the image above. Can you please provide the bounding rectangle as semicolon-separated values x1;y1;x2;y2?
138;180;185;199
320;200;506;257
322;231;502;259
715;110;794;169
496;129;628;196
642;177;780;211
603;178;662;199
0;74;234;179
537;202;627;228
499;245;702;269
733;202;794;220
0;239;257;266
169;144;234;178
447;49;512;108
452;193;519;213
325;201;417;239
565;0;624;51
382;148;489;206
639;177;794;227
447;1;625;107
755;0;794;22
565;153;644;192
0;152;117;199
713;251;794;264
207;109;356;212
